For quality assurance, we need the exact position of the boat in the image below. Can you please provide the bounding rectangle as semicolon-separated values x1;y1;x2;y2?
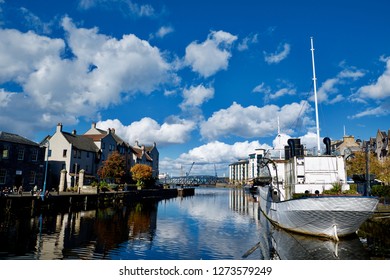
256;162;378;240
255;38;379;241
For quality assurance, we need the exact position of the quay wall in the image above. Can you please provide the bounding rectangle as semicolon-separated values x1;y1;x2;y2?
0;188;195;213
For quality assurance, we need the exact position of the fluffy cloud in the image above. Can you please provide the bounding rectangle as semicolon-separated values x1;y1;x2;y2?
0;29;64;83
180;84;214;109
184;30;237;78
0;17;176;136
264;43;290;64
160;140;271;176
200;101;312;140
160;131;325;176
357;57;390;100
96;117;196;146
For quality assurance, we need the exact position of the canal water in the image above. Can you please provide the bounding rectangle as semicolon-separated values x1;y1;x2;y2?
0;187;389;260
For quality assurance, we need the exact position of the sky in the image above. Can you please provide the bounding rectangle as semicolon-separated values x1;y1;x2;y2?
0;0;389;177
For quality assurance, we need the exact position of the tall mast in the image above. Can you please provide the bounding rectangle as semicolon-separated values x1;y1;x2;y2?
310;37;321;155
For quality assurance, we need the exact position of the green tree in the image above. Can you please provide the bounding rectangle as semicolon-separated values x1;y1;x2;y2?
97;151;125;184
130;164;153;189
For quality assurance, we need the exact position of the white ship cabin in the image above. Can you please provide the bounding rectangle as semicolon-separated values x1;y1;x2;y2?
266;138;350;200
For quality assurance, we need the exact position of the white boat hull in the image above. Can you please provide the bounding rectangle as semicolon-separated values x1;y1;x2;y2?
258;186;379;240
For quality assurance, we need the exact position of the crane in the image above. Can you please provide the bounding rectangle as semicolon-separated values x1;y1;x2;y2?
186;162;195;177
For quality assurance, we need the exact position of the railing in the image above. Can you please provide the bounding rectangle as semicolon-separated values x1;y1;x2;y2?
161;175;228;186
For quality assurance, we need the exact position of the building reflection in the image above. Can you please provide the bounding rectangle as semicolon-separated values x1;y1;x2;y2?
0;200;159;259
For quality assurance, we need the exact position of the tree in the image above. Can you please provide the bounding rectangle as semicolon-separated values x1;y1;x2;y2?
346;151;381;181
377;157;390;185
97;151;125;184
130;164;153;189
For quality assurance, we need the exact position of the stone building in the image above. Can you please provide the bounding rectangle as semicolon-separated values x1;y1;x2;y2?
0;131;45;191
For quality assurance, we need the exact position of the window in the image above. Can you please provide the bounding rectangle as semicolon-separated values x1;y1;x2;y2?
29;171;36;184
2;146;9;159
17;148;25;160
0;169;6;184
31;149;38;161
63;149;67;157
73;149;78;158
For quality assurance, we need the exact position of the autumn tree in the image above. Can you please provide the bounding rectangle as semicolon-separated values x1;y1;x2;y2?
97;151;125;184
130;164;154;189
346;151;381;181
378;157;390;185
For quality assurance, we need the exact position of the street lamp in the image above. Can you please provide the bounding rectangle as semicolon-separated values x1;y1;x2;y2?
42;140;50;200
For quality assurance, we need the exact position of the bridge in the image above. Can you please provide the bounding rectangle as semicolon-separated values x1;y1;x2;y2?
160;175;229;186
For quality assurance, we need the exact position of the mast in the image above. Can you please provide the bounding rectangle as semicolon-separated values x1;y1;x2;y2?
310;37;321;155
277;116;282;159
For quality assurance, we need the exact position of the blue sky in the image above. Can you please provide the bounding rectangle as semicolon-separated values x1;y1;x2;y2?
0;0;389;177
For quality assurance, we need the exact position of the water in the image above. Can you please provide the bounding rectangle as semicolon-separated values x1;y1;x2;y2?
0;187;389;260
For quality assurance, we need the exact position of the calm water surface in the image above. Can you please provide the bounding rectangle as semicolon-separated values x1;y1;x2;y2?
0;187;389;260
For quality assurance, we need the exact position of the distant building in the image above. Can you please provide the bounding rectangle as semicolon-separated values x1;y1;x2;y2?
375;129;389;161
229;159;249;184
330;135;361;156
0;131;45;191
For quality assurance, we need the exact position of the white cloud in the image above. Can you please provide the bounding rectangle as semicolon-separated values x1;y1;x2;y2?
160;131;326;177
0;89;16;107
97;118;196;146
160;140;271;176
0;17;177;136
78;0;155;17
264;43;290;64
315;67;365;104
184;30;237;78
349;103;390;119
252;83;270;94
155;26;174;38
253;82;296;100
0;29;64;83
180;84;214;109
357;57;390;100
237;33;258;51
19;7;55;34
200;101;312;140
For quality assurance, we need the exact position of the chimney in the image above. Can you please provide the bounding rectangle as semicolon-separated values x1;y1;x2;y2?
92;122;96;129
111;128;115;134
72;129;77;135
107;128;111;134
56;123;63;133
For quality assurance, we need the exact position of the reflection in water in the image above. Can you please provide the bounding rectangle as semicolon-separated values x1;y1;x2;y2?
0;201;158;260
0;188;389;260
231;187;388;260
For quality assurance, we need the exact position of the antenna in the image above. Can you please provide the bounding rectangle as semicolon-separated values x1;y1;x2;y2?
310;37;321;155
